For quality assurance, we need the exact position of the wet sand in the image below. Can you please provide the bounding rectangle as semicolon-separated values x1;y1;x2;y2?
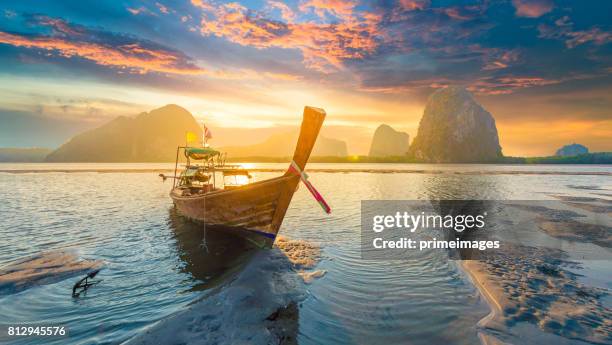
461;250;611;344
275;236;327;284
552;195;612;216
460;195;612;344
0;251;102;294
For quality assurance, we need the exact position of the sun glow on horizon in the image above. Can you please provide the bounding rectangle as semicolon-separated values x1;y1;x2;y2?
0;1;610;155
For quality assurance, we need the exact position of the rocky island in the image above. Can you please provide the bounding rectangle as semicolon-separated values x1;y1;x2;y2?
46;105;202;162
409;86;503;163
555;143;589;157
368;124;409;157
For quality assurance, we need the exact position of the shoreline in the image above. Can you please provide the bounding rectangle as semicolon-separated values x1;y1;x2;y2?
457;260;505;345
0;168;609;176
456;245;611;345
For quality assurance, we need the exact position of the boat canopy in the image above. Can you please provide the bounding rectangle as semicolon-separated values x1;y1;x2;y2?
185;147;220;160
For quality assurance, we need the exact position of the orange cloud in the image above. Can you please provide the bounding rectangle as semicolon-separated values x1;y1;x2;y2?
512;0;553;18
267;1;297;22
0;31;203;75
482;50;520;70
299;0;356;19
471;76;561;95
35;16;85;36
192;0;385;72
0;14;308;82
398;0;429;11
263;71;303;81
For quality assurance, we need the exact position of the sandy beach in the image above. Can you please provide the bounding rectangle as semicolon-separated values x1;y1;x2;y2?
459;193;612;344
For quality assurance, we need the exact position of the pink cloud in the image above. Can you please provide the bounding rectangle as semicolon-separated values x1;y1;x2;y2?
565;28;612;48
0;17;204;75
398;0;429;11
192;0;385;72
126;6;157;16
482;49;520;70
512;0;553;18
0;31;204;75
538;17;612;48
267;1;297;22
156;2;170;14
299;0;356;19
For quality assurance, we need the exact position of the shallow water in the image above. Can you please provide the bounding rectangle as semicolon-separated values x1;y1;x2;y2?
0;164;610;344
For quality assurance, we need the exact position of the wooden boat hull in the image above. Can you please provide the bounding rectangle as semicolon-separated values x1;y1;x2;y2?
170;106;325;246
171;174;299;240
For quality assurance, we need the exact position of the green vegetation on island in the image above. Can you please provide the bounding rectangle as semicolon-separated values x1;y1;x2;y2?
501;152;612;164
226;153;612;164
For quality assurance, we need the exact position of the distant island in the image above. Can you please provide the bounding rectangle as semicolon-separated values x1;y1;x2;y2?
2;148;610;164
556;143;589;157
45;104;203;162
221;153;611;164
0;88;610;164
368;125;409;156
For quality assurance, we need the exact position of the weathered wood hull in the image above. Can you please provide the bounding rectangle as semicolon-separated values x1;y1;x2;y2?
171;174;299;240
170;106;325;245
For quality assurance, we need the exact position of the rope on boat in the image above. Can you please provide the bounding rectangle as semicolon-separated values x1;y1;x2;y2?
289;161;331;214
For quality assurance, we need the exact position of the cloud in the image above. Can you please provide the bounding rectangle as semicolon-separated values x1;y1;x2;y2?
126;6;157;16
482;49;520;70
299;0;356;19
266;1;297;22
156;2;170;14
471;76;562;95
512;0;553;18
398;0;429;11
207;68;302;81
564;28;612;48
538;16;612;48
0;16;204;75
191;0;385;72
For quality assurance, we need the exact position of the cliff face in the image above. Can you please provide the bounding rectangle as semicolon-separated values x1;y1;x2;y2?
555;143;588;156
221;131;348;157
368;124;409;156
408;86;502;163
46;104;202;162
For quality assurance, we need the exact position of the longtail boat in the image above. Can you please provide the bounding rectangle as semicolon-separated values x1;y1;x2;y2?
163;106;329;247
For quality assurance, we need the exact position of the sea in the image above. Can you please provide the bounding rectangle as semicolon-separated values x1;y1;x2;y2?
0;163;610;345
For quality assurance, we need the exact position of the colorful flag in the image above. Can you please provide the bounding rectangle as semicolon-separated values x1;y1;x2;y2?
185;131;198;144
204;124;213;139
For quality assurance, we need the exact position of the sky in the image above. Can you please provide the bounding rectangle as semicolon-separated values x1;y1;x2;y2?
0;0;610;156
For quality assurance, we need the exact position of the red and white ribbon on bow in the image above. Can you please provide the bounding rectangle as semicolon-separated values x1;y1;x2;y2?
289;161;331;214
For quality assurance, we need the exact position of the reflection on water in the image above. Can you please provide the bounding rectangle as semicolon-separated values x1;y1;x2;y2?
0;164;609;345
125;246;305;345
167;208;256;291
